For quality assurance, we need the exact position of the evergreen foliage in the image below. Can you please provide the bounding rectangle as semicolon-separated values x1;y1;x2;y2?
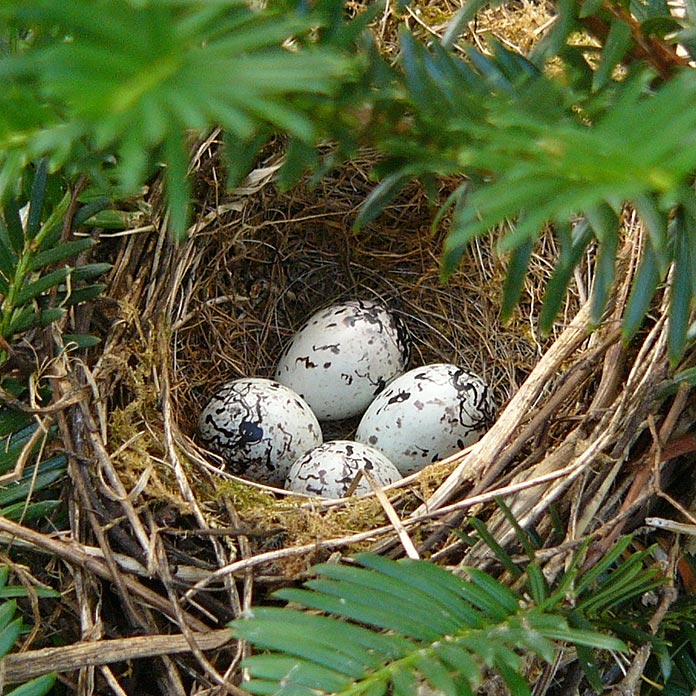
0;158;110;354
0;3;693;691
0;0;359;238
0;565;57;696
231;534;663;695
2;0;695;356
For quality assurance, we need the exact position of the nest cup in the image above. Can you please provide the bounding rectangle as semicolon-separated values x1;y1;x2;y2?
98;139;591;576
22;5;694;693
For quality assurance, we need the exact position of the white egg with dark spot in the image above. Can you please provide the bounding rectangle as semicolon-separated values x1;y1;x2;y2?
275;299;411;421
355;363;495;476
198;378;322;487
285;440;402;498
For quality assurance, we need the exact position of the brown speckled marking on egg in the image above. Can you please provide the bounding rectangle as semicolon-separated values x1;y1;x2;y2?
285;440;402;498
198;378;322;486
275;299;412;421
355;363;495;476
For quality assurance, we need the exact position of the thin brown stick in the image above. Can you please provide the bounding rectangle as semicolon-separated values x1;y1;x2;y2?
0;630;232;685
364;469;419;560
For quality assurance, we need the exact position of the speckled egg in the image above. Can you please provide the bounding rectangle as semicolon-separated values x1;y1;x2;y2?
275;300;411;421
285;440;402;498
355;363;495;476
198;378;322;487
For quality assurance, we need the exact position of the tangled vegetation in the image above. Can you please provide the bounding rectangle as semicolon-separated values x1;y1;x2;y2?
0;0;695;694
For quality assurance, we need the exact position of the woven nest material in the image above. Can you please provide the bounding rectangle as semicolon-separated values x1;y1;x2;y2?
8;4;696;694
32;142;691;692
103;141;579;530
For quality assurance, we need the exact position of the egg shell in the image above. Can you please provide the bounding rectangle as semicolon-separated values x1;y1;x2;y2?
355;363;495;476
285;440;402;499
198;378;322;487
275;299;411;421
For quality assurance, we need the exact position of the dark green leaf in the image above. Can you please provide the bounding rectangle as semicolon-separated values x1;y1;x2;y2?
237;621;370;676
441;193;489;280
500;237;534;323
568;611;608;691
539;220;593;334
242;654;353;693
0;499;60;522
622;242;662;343
0;424;45;473
590;227;619;325
275;586;439;640
497;659;532;695
6;303;41;337
0;616;21;659
224;132;271;190
313;562;464;635
6;674;63;696
0;410;32;440
68;262;111;281
2;198;25;255
51;283;107;308
640;15;682;37
163;133;191;242
526;564;549;605
35;307;66;328
0;600;17;633
240;606;410;660
390;665;417;696
495;496;540;557
26;159;48;240
72;196;110;227
634;194;670;274
462;567;519;616
669;211;693;363
15;267;70;305
300;577;448;640
593;19;633;91
276;138;318;191
354;555;486;629
493;41;541;82
579;0;605;17
0;457;67;506
355;172;408;231
0;222;17;284
412;653;459;696
28;237;95;271
468;517;522;579
61;333;101;349
531;0;577;64
441;0;491;49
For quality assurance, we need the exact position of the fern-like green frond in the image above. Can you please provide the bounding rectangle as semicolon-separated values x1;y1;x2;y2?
231;553;627;695
0;0;357;237
0;160;110;356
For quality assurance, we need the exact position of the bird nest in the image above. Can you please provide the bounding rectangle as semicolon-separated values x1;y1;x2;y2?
100;143;573;556
27;140;690;693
